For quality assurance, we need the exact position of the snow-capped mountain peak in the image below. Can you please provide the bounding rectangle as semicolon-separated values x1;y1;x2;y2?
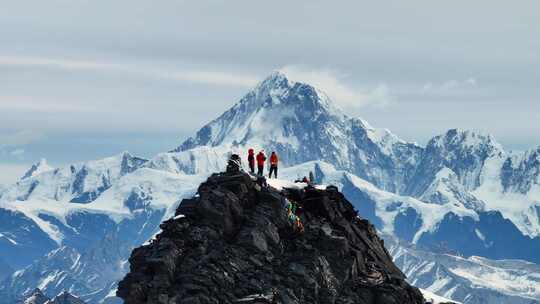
406;129;507;197
430;128;504;155
251;70;294;97
176;71;346;152
248;70;342;115
170;71;422;193
21;159;53;180
0;151;148;204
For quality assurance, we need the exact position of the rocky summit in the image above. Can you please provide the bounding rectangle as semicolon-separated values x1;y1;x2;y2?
117;167;425;304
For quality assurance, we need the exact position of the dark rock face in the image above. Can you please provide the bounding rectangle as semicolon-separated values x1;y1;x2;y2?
45;291;86;304
117;171;424;304
19;288;49;304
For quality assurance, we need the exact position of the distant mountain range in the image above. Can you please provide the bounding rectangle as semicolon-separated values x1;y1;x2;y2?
387;236;540;304
0;71;538;303
21;289;86;304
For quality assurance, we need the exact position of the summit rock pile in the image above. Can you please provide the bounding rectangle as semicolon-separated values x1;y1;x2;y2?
117;167;425;304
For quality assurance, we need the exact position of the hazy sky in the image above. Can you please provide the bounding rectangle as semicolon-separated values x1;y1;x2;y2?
1;0;539;184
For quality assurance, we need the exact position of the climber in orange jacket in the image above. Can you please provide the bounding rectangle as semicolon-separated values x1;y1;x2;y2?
256;150;266;176
269;151;278;179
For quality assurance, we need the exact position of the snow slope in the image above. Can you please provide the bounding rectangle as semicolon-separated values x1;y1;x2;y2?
420;289;462;304
473;153;540;237
0;166;204;246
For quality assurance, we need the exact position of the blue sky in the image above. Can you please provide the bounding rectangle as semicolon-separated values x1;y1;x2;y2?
1;0;539;184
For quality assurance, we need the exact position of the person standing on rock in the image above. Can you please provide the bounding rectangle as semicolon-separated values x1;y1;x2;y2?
269;151;278;179
226;154;242;173
256;150;266;176
247;148;255;174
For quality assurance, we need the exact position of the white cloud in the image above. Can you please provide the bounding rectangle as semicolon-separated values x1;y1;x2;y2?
0;56;114;71
10;149;24;156
0;97;96;113
422;77;478;93
0;55;259;88
280;65;392;108
0;163;28;184
441;80;460;90
9;148;25;160
0;130;45;146
466;77;477;86
165;70;258;87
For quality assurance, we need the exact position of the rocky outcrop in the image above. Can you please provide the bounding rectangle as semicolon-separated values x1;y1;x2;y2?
118;169;425;304
45;291;86;304
19;289;86;304
21;288;49;304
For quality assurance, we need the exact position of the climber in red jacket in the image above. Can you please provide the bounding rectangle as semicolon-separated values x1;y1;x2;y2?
247;148;255;174
269;151;278;179
256;151;266;176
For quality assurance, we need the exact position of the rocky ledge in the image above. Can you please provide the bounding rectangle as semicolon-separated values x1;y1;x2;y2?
117;170;425;304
